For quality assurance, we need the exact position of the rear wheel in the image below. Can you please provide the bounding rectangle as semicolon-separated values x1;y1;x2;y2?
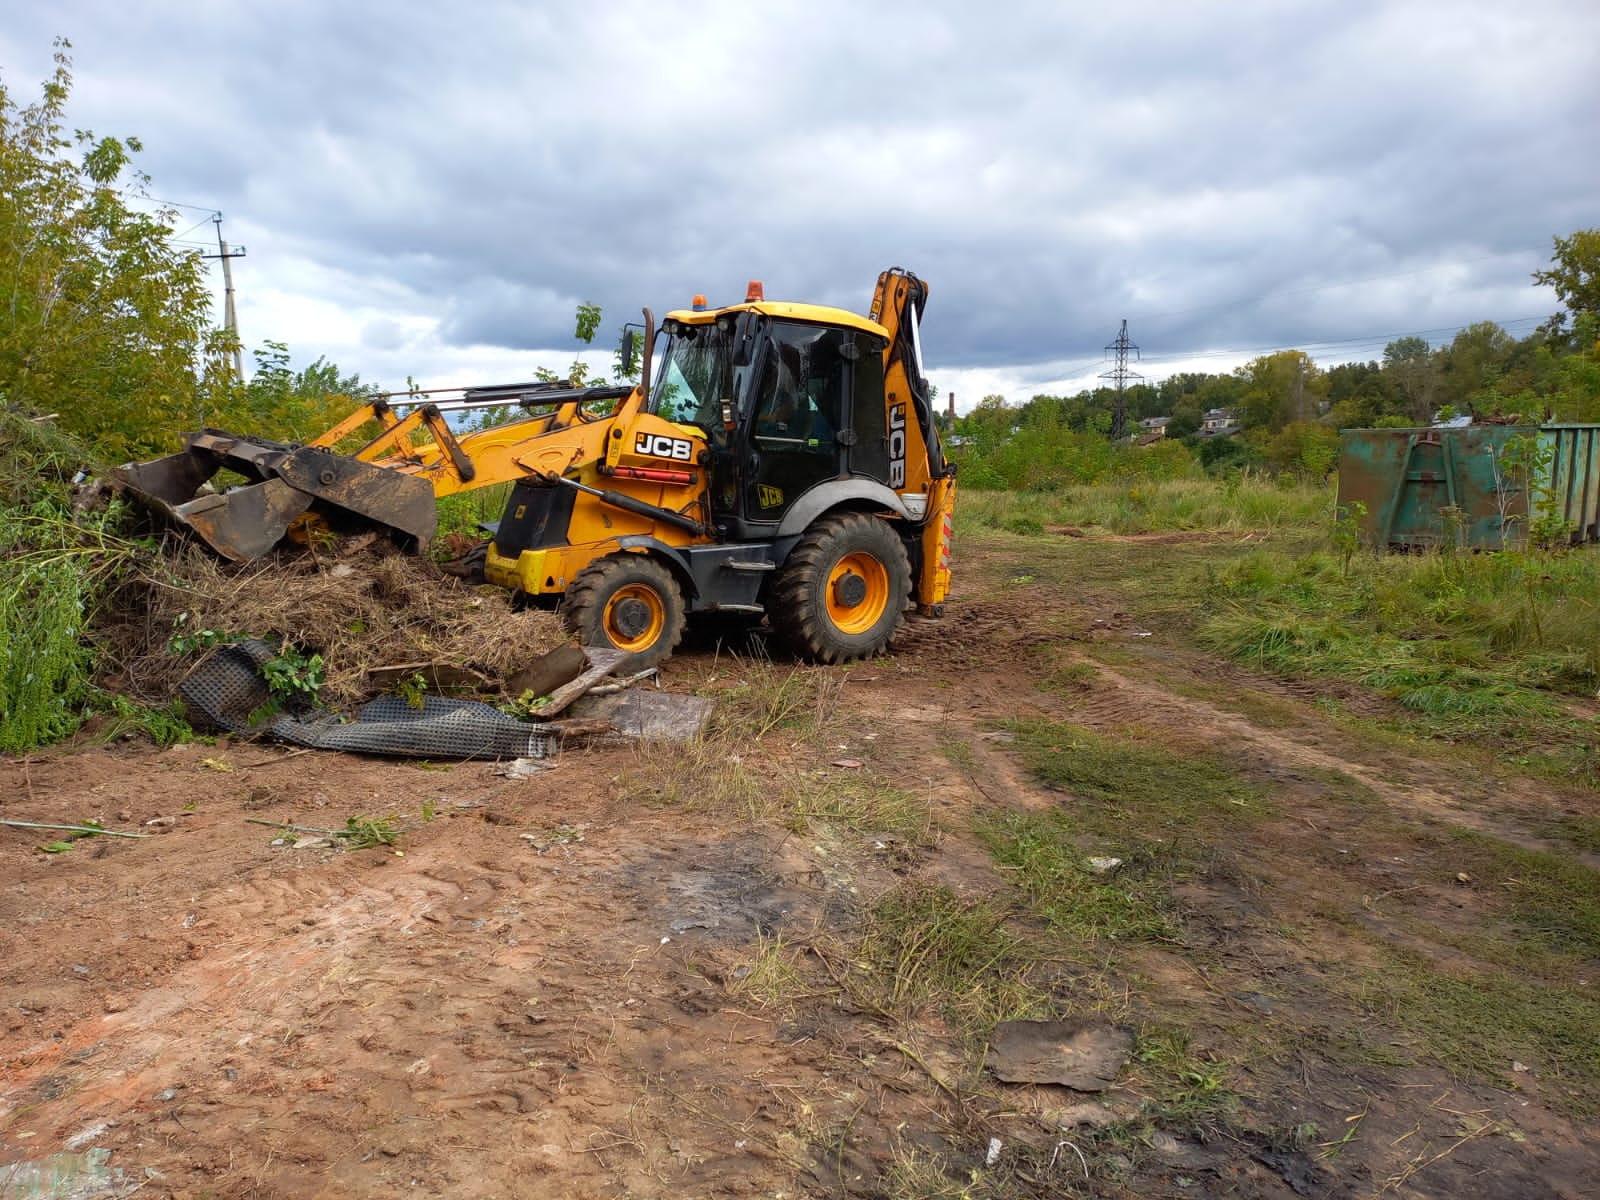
562;554;686;667
770;513;911;663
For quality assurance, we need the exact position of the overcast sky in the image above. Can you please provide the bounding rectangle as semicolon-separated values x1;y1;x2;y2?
3;1;1596;410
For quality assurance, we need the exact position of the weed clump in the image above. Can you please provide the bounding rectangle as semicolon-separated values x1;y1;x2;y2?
0;408;145;751
852;881;1046;1030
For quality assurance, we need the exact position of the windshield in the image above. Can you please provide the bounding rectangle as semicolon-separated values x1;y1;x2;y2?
650;324;735;428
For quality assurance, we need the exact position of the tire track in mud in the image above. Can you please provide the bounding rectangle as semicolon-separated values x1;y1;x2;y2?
1064;659;1570;841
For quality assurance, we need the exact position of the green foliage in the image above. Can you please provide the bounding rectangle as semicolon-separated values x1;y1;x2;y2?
573;301;603;344
1197;544;1599;778
1533;228;1600;337
0;525;95;751
1331;499;1366;576
0;409;142;751
950;411;1202;492
957;476;1326;537
91;693;194;746
260;646;325;707
1265;420;1339;478
337;814;401;849
198;339;374;446
0;44;212;461
394;670;428;711
166;623;242;656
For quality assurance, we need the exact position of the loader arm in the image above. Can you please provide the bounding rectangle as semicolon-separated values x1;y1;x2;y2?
113;379;652;561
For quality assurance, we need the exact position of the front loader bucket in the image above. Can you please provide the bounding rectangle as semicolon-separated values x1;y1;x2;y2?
113;430;438;562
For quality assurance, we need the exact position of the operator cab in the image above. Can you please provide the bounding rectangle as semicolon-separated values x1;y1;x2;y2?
651;304;892;541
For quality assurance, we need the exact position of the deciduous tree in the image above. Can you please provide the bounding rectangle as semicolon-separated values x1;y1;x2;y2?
0;42;211;458
1532;229;1600;338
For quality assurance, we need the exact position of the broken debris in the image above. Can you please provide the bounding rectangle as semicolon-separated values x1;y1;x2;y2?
987;1019;1134;1091
568;689;716;743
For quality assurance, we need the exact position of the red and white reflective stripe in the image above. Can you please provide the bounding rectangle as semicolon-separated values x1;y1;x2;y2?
938;513;952;568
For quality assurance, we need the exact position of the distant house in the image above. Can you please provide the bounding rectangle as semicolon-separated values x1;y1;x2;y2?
1138;416;1171;439
1198;407;1239;438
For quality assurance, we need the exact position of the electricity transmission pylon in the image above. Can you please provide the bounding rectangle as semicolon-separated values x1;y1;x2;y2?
1100;319;1143;440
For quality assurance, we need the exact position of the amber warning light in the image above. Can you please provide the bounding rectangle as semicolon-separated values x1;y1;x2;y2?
745;280;764;302
691;294;708;311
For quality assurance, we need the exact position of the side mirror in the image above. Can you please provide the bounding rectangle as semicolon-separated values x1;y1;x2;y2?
620;330;638;377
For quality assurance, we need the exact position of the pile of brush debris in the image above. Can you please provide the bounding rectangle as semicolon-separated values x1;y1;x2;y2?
88;528;716;758
89;534;657;758
99;533;567;709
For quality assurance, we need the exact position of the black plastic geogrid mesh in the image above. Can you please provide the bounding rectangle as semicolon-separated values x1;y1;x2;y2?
179;640;559;760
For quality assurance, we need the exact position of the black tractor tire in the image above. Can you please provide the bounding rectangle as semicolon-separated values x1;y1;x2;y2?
561;553;686;667
769;512;912;664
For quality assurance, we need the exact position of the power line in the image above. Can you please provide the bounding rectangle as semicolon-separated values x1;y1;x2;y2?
170;215;216;242
147;196;222;215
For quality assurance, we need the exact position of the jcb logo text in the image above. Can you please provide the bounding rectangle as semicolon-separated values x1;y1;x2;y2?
888;404;907;488
634;433;694;461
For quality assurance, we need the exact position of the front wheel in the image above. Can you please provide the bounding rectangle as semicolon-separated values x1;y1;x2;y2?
769;513;911;663
561;554;686;667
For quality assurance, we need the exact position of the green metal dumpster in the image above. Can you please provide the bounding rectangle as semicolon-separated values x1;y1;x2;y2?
1337;424;1600;550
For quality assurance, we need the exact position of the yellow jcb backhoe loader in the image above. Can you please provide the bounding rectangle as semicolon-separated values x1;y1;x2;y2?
115;268;956;665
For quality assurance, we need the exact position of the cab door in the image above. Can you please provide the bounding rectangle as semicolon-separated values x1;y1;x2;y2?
743;323;852;524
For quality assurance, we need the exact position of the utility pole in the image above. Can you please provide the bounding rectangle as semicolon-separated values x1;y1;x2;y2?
1100;319;1143;440
203;213;247;380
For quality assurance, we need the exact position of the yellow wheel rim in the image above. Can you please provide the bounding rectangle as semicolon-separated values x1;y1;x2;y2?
602;583;667;653
825;552;890;636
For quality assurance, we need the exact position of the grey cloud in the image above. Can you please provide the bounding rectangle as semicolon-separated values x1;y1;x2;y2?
2;0;1595;387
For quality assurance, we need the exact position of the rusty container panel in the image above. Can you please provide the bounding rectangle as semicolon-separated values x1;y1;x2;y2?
1544;424;1600;544
1338;424;1600;550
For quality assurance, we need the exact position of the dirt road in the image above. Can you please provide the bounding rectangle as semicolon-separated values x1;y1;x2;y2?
3;532;1596;1198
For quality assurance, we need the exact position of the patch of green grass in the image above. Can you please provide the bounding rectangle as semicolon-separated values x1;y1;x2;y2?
957;477;1328;538
940;738;977;769
1193;544;1600;780
1161;675;1303;729
789;774;938;861
978;808;1180;943
91;693;195;746
1042;659;1099;695
851;881;1049;1032
1543;813;1600;855
883;1144;986;1200
1128;1025;1240;1135
1444;829;1600;958
1004;719;1265;829
1353;961;1600;1117
975;722;1266;944
727;930;812;1019
619;737;768;819
709;660;846;744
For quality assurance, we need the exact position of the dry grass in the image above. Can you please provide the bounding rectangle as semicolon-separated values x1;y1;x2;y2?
98;539;567;706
